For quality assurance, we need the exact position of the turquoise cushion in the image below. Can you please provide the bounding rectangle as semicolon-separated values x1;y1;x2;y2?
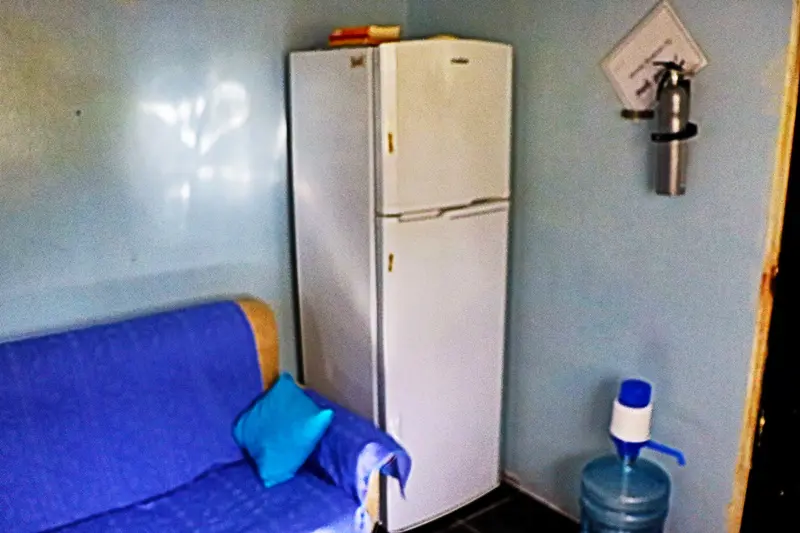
233;373;334;487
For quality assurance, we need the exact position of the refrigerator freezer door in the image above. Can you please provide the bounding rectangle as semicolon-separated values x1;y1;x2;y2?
377;41;512;215
379;201;509;531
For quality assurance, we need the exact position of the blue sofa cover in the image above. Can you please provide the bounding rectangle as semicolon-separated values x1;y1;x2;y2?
0;301;409;533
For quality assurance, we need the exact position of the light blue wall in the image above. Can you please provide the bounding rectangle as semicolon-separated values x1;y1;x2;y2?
0;1;405;373
410;1;792;531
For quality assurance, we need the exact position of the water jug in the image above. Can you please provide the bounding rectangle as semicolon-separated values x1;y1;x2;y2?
580;379;685;532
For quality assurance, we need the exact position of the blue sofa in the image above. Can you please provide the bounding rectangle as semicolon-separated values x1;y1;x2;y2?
0;299;409;533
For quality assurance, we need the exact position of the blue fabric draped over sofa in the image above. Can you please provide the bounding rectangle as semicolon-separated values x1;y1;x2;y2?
0;301;409;533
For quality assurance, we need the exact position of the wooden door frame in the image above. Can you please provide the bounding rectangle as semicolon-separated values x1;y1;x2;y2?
729;3;800;531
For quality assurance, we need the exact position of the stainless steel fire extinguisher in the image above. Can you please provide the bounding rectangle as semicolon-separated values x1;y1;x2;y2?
651;61;698;196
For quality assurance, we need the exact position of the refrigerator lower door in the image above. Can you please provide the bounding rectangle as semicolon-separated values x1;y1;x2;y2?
379;201;509;531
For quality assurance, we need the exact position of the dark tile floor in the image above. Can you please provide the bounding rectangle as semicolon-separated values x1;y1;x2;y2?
377;483;579;533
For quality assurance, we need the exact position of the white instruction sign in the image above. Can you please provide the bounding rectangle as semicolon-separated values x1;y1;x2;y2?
602;1;707;110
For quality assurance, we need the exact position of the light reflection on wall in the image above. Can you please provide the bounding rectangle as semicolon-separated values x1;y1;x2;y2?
140;80;249;156
0;0;408;376
196;165;251;184
273;117;287;162
138;79;253;226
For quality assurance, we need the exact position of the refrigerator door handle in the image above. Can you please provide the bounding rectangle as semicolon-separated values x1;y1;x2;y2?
444;200;510;220
397;209;444;223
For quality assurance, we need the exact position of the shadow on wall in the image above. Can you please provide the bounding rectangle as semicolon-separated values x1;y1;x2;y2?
551;378;619;507
0;263;294;367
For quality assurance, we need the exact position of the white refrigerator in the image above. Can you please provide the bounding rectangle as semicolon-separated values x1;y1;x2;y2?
289;40;512;532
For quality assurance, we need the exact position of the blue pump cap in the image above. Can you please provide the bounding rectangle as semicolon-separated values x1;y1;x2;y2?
619;379;652;408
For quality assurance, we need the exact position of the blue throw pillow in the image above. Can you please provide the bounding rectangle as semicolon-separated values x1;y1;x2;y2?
233;373;334;487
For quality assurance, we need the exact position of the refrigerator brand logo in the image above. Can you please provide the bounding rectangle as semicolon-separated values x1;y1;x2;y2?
350;55;365;68
450;57;470;65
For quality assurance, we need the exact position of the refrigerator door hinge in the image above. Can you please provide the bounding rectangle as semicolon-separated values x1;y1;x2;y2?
350;54;366;68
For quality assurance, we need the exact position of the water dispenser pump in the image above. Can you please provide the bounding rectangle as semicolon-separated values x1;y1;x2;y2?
610;379;685;466
580;379;685;532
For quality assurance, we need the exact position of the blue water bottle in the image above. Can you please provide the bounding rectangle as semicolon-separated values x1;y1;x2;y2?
580;379;685;532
